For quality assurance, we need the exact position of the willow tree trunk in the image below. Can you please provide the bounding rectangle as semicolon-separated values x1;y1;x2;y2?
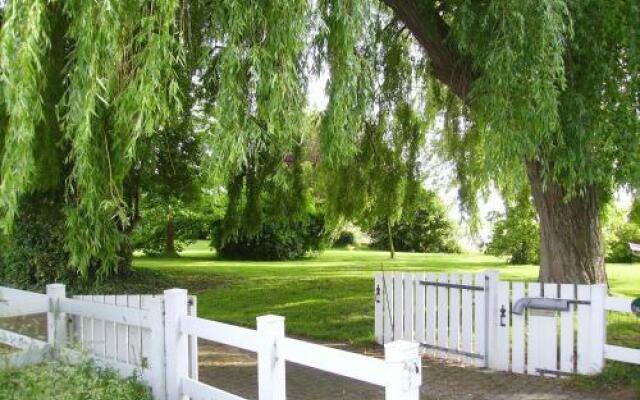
165;208;176;255
387;219;395;259
526;161;607;284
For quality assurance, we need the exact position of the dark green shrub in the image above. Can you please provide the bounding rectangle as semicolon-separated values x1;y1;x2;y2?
132;206;214;256
605;222;640;263
333;231;356;247
213;213;328;260
485;193;540;265
369;191;461;253
0;360;151;400
0;192;76;290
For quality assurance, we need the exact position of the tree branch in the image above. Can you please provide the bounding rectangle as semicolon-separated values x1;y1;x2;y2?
381;0;477;100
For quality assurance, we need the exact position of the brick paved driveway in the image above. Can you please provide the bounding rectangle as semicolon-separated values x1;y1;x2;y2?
198;341;636;400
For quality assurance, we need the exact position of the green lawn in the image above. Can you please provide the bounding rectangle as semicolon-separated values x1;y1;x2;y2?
134;241;640;346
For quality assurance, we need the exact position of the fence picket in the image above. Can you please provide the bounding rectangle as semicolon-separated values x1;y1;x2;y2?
104;295;116;360
526;283;542;374
511;282;525;373
473;273;485;367
382;274;394;344
436;273;448;358
460;274;473;364
116;295;129;363
404;274;414;341
393;273;404;341
448;273;460;360
541;283;559;373
128;295;142;366
560;284;575;373
576;285;591;374
415;272;426;344
494;281;510;371
425;272;437;357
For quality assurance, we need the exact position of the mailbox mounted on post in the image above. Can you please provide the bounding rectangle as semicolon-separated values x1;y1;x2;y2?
512;297;590;316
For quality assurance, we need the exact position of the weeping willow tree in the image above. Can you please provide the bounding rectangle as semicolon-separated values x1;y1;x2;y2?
2;0;639;284
0;0;183;280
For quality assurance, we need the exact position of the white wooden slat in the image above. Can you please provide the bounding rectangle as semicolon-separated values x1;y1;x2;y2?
605;345;640;365
382;273;394;344
128;295;142;366
511;282;525;373
606;296;632;313
93;296;106;357
281;337;388;386
460;274;473;364
181;315;259;352
403;273;414;341
140;295;152;366
541;283;559;374
181;377;247;400
576;285;591;374
473;273;486;367
448;273;460;360
0;287;49;317
559;284;575;373
588;285;606;374
104;295;116;360
116;295;129;363
415;272;426;344
374;274;384;344
437;273;448;357
425;272;437;357
494;281;510;371
393;272;404;341
526;283;542;375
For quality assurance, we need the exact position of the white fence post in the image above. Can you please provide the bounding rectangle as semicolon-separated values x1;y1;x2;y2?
46;284;66;347
588;284;607;374
257;315;286;400
164;289;189;400
384;341;421;400
484;271;499;369
150;297;167;400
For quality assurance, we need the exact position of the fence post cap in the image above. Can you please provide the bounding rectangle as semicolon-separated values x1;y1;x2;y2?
46;283;66;292
385;340;420;362
257;314;285;324
163;288;188;296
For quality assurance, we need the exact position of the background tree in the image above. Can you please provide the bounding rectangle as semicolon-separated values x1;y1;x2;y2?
485;191;540;265
2;0;639;285
368;189;460;254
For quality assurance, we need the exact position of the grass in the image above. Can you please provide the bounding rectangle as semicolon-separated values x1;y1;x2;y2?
0;360;150;400
132;242;640;392
133;241;640;346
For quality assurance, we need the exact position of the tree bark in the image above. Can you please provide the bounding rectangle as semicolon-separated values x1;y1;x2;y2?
526;161;607;284
165;208;177;255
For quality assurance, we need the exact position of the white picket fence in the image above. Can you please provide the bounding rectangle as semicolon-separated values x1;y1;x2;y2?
375;270;640;377
1;284;422;400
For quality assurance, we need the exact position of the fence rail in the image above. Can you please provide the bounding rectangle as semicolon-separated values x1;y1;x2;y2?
1;284;420;400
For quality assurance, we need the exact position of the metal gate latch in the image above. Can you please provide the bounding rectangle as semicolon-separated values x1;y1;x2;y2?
375;285;381;304
512;297;590;315
499;305;507;326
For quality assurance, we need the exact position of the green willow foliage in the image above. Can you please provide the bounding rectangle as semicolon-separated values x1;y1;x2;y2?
1;0;638;276
0;0;182;277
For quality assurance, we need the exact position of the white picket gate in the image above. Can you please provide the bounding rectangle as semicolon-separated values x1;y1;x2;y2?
375;271;640;377
1;284;422;400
